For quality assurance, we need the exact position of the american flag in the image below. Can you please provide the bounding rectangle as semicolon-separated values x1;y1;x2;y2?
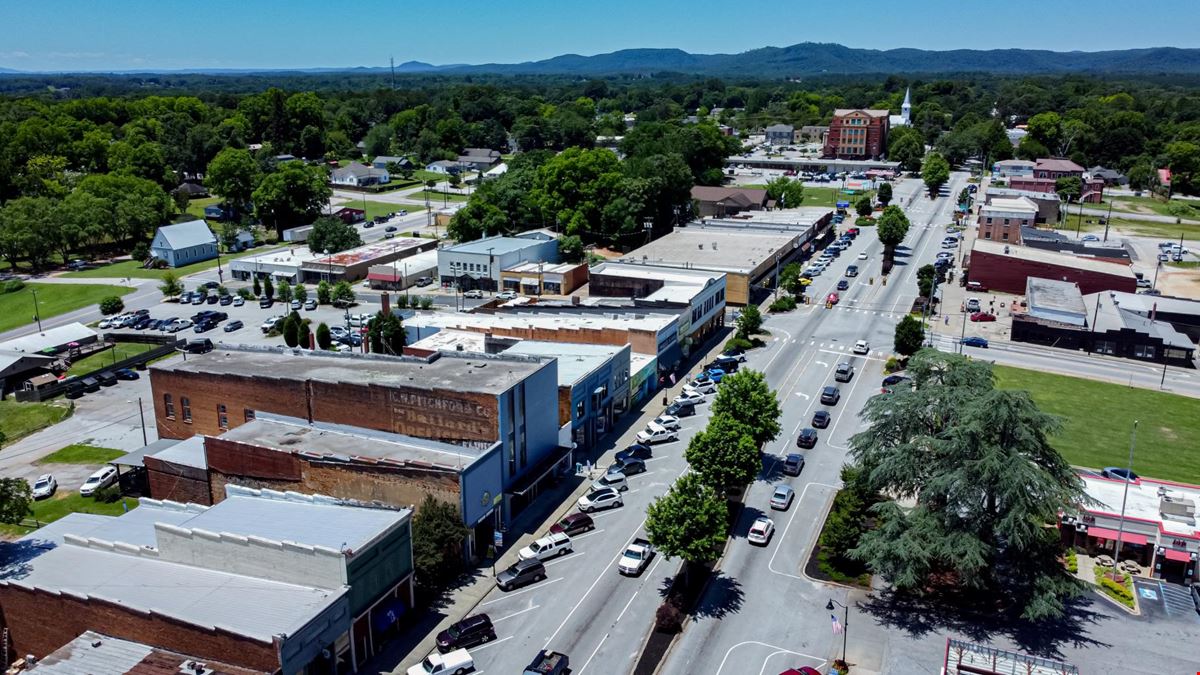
830;613;844;634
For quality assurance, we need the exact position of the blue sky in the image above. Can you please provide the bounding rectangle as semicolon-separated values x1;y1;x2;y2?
2;0;1198;71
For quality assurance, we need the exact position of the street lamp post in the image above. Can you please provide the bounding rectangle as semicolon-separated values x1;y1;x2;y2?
325;249;333;284
128;398;147;446
31;287;43;332
826;598;848;664
1110;421;1138;573
773;254;782;298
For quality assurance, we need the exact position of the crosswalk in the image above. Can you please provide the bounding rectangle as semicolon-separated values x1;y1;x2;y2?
819;304;907;320
804;341;882;359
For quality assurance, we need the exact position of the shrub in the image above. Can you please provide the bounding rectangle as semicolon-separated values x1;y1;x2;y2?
3;279;25;294
1095;569;1134;607
393;294;409;309
724;335;755;354
856;216;876;226
130;242;150;262
237;287;253;300
92;485;121;503
1065;549;1078;573
768;295;798;313
418;296;434;310
98;295;124;315
883;356;902;373
655;599;684;633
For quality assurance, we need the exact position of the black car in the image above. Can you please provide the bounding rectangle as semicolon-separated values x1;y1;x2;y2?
223;320;244;332
385;225;398;232
616;443;653;462
812;410;831;428
435;613;496;653
259;296;273;308
783;453;805;476
96;371;118;387
114;368;140;381
796;427;818;449
1101;467;1139;482
194;320;217;333
205;294;219;304
202;281;220;289
219;294;233;306
820;385;841;405
708;355;742;373
836;279;849;291
550;512;595;537
608;457;647;476
496;558;546;591
664;401;696;418
882;374;910;387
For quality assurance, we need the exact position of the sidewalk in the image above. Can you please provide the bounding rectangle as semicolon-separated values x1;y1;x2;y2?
363;325;737;674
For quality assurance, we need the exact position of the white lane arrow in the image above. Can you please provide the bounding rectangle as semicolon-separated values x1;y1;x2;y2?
794;392;811;400
815;361;829;367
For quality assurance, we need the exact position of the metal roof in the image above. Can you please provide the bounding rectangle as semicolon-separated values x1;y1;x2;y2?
443;234;554;256
619;226;800;275
0;322;98;353
18;502;204;549
147;434;207;469
1085;291;1194;349
32;630;267;675
503;341;627;387
154;220;217;251
114;438;185;468
972;239;1137;278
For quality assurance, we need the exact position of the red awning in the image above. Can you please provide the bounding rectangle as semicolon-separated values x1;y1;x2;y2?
1087;527;1148;545
1163;548;1193;563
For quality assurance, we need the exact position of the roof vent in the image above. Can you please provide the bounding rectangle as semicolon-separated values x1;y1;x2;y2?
179;661;214;675
712;242;718;250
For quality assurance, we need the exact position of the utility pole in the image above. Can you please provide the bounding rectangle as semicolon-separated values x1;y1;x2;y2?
1109;421;1138;574
31;287;42;332
389;56;396;90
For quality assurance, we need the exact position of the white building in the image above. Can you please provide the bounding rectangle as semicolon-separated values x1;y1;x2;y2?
888;87;912;128
437;232;560;291
229;246;323;283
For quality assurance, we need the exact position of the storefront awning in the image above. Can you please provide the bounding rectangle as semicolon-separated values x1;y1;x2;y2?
520;277;539;286
1162;548;1193;562
1087;527;1147;545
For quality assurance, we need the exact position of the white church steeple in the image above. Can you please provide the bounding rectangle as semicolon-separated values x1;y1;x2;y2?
901;87;912;125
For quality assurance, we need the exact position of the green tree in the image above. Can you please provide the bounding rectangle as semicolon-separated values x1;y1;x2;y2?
854;195;874;217
889;129;925;173
293;283;307;302
0;477;33;525
411;494;471;590
916;264;936;300
332;280;356;306
307;216;364;254
159;271;184;299
316;322;332;350
0;197;56;270
1055;176;1083;202
558;235;585;263
297;321;312;349
709;369;781;447
368;311;406;355
99;295;124;315
685;414;762;490
764;176;805;208
263;276;274;300
877;182;893;206
252;276;262;297
252;163;332;236
848;350;1086;620
921;152;950;196
282;313;300;347
893;315;925;356
276;282;293;304
644;472;729;565
876;205;911;265
317;279;331;305
205;148;260;212
779;262;806;296
735;303;763;338
1127;161;1155;192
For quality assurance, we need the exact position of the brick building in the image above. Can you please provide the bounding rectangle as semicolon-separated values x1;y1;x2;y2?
822;109;890;160
978;196;1039;243
966;239;1138;295
1007;159;1106;203
690;186;770;218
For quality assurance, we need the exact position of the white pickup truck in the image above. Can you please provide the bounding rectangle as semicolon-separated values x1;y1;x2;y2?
617;537;656;576
407;648;473;675
518;531;573;562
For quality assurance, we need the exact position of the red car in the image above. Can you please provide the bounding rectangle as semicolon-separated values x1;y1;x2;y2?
826;292;840;305
971;312;996;322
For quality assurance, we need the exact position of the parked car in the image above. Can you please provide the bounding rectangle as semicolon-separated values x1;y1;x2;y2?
688;378;717;395
707;355;742;372
852;339;869;354
290;300;302;311
820;385;841;405
836;279;850;291
182;338;214;354
518;532;573;562
523;651;569;675
1136;278;1153;289
259;296;273;308
783;453;805;476
80;466;118;497
971;312;997;322
618;538;656;576
435;613;496;653
463;290;483;299
769;485;795;511
748;517;775;546
550;512;595;537
960;336;989;348
966;281;988;293
965;297;982;313
31;474;57;500
96;371;118;387
636;422;678;445
834;362;854;382
882;374;909;387
616;443;653;463
495;558;547;591
811;410;831;428
219;294;233;306
607;456;647;477
591;472;628;493
233;296;245;306
672;390;705;407
406;648;474;675
114;368;139;380
796;427;818;449
261;316;284;333
304;299;318;311
193;319;217;333
1101;467;1139;482
578;487;623;512
653;414;681;431
223;320;244;332
664;401;696;418
497;291;519;300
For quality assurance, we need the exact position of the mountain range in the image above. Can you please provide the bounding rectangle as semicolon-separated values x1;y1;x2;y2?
4;43;1200;77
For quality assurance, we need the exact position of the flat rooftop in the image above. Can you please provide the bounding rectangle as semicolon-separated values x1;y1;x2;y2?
309;239;425;267
1026;278;1087;316
0;322;98;353
219;414;491;472
407;328;490;353
1079;473;1200;539
503;341;625;387
229;246;321;268
504;261;581;274
444;234;551;256
973;239;1137;278
619;227;799;275
408;309;677;335
590;261;723;303
704;207;833;228
982;196;1038;213
151;345;548;394
19;501;204;549
33;630;268;675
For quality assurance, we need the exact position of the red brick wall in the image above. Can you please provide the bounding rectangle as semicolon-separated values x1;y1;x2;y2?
822;113;888;159
0;584;281;672
151;369;309;439
969;249;1137;295
144;455;212;505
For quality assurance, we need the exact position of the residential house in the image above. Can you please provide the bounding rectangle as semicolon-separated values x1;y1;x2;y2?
149;220;218;268
457;148;502;171
822;109;890;160
425;160;460;175
765;124;795;145
372;156;412;171
1089;166;1129;186
331;162;391;187
691;185;770;218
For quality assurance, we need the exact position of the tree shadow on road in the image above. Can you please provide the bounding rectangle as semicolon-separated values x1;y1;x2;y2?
858;588;1111;661
690;571;745;621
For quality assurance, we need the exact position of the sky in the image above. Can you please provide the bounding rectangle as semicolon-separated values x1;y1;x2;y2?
2;0;1199;72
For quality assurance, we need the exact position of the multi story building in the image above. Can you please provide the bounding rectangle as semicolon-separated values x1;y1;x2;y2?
978;196;1039;243
437;232;560;291
822;109;890;160
765;124;795;145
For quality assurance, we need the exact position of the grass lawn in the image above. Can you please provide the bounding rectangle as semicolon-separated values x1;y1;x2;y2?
346;200;428;223
0;399;73;446
1107;194;1200;220
0;282;132;334
410;190;468;204
737;185;851;209
184;196;220;221
66;342;163;376
1053;215;1200;240
994;365;1200;484
38;443;125;464
63;245;284;281
0;493;138;537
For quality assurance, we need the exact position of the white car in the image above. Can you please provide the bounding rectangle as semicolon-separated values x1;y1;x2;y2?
857;252;868;260
578;487;623;512
636;422;679;445
852;340;870;355
804;267;823;277
518;532;573;562
261;316;284;333
590;471;628;493
748;517;775;546
407;648;474;675
673;391;705;407
618;538;656;576
167;318;192;332
497;291;520;300
31;473;57;499
687;379;716;395
653;414;681;431
79;466;118;497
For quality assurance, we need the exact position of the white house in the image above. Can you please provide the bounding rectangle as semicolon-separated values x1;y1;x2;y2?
331;162;390;187
425;160;460;175
150;220;218;268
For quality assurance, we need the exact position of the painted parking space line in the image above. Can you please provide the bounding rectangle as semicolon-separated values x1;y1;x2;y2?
479;576;562;606
467;635;513;653
490;604;540;623
715;640;827;675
